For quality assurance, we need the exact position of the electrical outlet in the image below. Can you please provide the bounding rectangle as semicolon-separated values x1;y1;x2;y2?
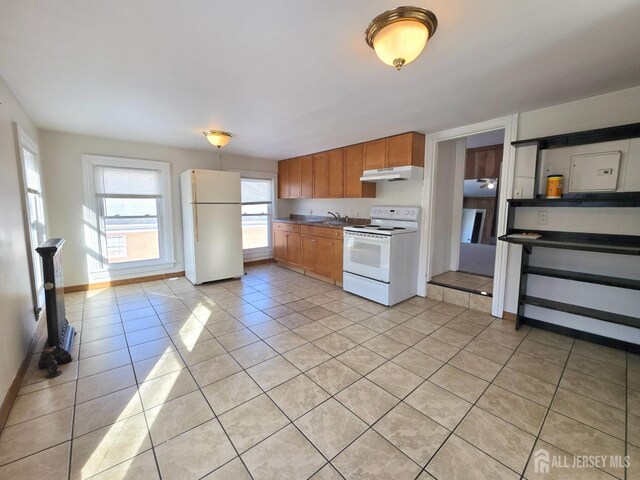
514;187;523;199
538;210;548;225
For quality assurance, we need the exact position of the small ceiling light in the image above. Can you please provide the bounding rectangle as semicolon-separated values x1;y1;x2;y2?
203;130;233;148
365;6;438;71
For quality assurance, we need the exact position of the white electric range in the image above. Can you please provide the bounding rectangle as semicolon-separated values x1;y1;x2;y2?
343;206;421;306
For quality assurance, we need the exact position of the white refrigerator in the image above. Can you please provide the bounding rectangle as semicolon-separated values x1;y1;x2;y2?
180;169;244;285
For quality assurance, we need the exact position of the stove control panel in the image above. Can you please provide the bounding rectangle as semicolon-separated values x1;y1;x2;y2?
370;206;420;221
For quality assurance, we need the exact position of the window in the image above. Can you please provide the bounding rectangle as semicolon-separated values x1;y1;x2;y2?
18;128;46;315
83;155;174;278
241;177;273;250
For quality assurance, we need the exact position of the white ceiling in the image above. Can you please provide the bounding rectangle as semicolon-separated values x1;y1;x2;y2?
1;0;639;160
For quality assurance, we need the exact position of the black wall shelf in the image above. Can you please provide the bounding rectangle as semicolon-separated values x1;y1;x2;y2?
499;230;640;256
507;192;640;208
512;122;640;149
524;266;640;291
510;122;640;199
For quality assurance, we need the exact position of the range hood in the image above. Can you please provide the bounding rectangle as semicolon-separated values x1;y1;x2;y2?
360;165;424;182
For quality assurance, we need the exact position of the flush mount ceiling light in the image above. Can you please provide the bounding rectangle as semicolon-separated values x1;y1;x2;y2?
365;6;438;71
203;130;233;148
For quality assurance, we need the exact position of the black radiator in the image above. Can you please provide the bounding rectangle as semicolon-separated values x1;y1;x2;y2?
35;238;75;373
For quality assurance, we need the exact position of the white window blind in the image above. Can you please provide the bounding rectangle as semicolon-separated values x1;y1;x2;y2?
23;148;42;193
241;177;273;251
94;166;162;197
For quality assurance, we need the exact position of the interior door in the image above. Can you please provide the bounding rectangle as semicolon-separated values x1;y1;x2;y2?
460;209;476;243
193;203;243;283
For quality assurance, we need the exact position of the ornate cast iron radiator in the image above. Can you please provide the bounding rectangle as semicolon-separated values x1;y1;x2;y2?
35;238;75;374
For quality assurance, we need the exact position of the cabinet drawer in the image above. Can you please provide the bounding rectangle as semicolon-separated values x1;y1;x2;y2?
273;222;300;233
300;225;344;239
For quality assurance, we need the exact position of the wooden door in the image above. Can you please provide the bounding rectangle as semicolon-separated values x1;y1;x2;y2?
288;158;301;198
286;233;301;265
331;239;343;283
301;236;317;271
328;148;344;198
344;144;376;198
313;152;329;198
315;237;333;278
363;139;386;170
273;230;286;261
386;132;425;167
300;155;313;198
278;160;289;198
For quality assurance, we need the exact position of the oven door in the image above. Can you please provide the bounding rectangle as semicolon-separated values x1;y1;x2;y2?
343;231;391;282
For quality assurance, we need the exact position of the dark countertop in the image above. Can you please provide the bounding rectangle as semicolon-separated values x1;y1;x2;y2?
273;215;369;230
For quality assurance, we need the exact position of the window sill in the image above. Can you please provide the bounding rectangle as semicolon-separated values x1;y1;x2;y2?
89;260;176;283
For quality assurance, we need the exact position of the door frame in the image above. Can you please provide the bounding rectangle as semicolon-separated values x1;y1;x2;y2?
418;114;518;318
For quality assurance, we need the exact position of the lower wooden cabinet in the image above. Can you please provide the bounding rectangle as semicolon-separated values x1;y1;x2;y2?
273;223;301;265
275;223;343;284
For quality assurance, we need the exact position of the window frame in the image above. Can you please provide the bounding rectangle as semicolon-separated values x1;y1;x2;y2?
82;154;174;281
232;170;277;261
16;126;46;318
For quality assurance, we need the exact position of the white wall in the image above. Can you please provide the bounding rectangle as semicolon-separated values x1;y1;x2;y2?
278;179;423;219
503;86;640;340
0;76;40;405
39;130;278;287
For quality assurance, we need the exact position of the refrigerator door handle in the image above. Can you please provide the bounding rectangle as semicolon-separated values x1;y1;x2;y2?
193;204;198;242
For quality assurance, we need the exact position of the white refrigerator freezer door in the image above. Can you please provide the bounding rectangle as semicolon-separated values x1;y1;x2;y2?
191;203;244;284
193;169;241;203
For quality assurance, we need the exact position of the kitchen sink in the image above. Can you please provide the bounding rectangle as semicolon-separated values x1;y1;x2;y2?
323;221;347;226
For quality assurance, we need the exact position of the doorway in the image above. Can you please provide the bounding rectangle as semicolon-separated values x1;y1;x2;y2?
418;115;518;318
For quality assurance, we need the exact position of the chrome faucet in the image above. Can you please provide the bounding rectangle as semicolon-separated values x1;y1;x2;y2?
328;211;340;221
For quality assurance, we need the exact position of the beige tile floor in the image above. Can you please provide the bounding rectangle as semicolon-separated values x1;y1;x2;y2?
431;271;494;295
0;264;637;479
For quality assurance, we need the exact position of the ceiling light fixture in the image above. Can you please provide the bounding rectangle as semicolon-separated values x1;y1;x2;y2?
203;130;233;148
477;178;498;190
365;6;438;71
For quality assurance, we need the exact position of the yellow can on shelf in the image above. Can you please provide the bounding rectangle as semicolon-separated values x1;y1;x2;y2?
546;175;564;199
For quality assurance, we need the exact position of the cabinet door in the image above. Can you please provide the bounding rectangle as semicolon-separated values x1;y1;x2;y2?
273;230;286;261
328;148;344;198
278;160;289;199
344;144;376;198
286;233;301;265
301;236;317;271
313;152;329;198
300;155;313;198
288;158;301;198
464;151;477;180
331;239;343;283
315;237;333;278
363;139;386;170
386;132;425;167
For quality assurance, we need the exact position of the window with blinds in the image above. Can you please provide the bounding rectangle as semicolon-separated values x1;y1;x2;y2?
241;177;273;250
18;129;46;313
83;155;173;273
94;166;162;264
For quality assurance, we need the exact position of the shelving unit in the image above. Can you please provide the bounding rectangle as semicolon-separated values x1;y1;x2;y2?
500;123;640;349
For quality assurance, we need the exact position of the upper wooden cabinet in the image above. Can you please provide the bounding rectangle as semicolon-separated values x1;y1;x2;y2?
278;160;289;199
363;139;386;170
364;132;425;170
344;144;376;198
278;132;424;199
300;155;313;198
328;149;344;198
312;152;329;198
464;144;503;180
288;157;301;198
387;133;425;168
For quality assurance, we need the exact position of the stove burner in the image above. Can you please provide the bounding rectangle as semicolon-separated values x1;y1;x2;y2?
392;227;405;230
365;224;379;228
377;227;393;231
